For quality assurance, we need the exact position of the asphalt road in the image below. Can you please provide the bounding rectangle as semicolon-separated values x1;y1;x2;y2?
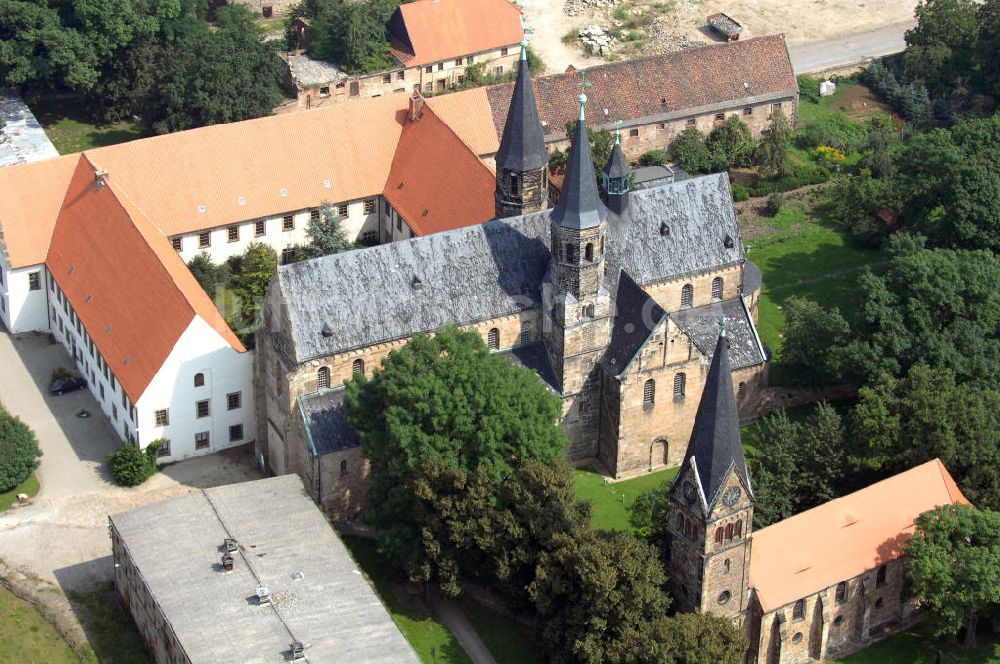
787;20;917;74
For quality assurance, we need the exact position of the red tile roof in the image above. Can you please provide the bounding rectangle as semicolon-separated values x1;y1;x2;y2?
487;35;797;139
389;0;523;67
749;459;970;613
383;101;496;236
46;155;245;402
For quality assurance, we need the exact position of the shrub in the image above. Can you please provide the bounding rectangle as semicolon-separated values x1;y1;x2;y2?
108;440;162;487
638;149;670;166
766;193;784;216
0;410;42;492
671;127;713;174
747;161;830;197
731;183;750;201
797;74;821;104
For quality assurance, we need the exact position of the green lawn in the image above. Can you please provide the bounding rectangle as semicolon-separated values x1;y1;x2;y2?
574;465;677;532
461;599;542;664
837;628;1000;663
341;536;472;664
0;473;39;511
67;586;152;664
31;97;145;155
0;587;81;664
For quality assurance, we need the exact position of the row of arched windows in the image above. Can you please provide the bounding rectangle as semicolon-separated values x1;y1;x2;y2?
487;322;532;350
680;277;724;309
316;359;365;390
564;239;605;264
713;520;743;544
676;513;699;540
643;374;686;406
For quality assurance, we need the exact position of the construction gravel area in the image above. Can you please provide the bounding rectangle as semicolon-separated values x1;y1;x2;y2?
520;0;920;73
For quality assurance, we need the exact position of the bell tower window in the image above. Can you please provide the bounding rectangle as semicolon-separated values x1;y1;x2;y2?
585;243;594;262
510;172;519;195
565;244;576;263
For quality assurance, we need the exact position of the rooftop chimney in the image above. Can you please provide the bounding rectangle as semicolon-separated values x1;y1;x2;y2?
408;92;425;123
221;554;234;572
95;169;109;191
256;586;271;605
291;641;306;660
224;538;238;553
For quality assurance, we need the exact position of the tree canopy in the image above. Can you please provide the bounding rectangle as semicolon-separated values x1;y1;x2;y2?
905;504;1000;648
0;409;41;492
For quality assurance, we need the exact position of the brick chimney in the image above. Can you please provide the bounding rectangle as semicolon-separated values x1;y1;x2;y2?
408;91;425;123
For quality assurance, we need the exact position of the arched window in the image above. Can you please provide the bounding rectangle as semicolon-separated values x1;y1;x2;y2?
585;243;594;262
352;358;364;376
194;372;205;387
681;283;693;308
735;520;742;538
711;277;723;301
673;372;686;398
835;582;847;604
675;514;684;530
340;459;348;476
510;172;519;195
317;366;330;389
725;523;733;540
724;558;731;573
487;327;500;350
600;236;605;255
643;379;655;405
715;527;723;543
519;321;531;345
565;243;576;263
793;599;805;621
737;382;746;399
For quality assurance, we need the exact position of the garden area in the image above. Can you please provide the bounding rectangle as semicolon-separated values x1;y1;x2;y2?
31;97;144;155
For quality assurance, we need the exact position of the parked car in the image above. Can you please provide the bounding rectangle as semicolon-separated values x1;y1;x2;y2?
51;376;87;395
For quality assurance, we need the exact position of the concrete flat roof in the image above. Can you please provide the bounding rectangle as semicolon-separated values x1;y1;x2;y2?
109;475;419;664
0;93;59;167
287;55;348;88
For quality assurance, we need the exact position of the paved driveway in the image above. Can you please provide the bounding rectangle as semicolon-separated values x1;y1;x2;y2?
0;331;120;500
788;20;915;74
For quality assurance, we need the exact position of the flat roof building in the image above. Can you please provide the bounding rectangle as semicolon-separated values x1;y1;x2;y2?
109;475;419;663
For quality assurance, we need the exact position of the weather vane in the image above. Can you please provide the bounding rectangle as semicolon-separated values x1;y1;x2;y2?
579;70;593;93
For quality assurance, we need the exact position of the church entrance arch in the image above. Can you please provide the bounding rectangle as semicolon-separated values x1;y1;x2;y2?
650;438;668;469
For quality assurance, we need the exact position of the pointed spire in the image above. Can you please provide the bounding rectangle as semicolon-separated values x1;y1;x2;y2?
552;93;606;230
681;317;751;510
494;39;547;173
602;124;630;182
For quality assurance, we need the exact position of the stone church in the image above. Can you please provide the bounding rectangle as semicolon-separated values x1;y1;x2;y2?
254;43;769;516
664;323;969;663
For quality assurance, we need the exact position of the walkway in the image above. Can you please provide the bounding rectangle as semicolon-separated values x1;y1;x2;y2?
788;20;915;74
426;588;498;664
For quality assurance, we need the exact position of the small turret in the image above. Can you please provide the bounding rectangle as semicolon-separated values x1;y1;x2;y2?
602;126;631;215
550;93;606;231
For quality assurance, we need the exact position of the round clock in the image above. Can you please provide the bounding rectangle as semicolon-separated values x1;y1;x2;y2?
722;486;742;507
682;480;697;504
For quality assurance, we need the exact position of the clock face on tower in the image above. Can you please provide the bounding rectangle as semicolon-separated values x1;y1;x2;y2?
722;486;742;507
682;480;697;505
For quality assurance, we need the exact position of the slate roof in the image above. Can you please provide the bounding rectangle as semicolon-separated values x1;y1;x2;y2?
494;48;548;173
551;98;606;230
499;341;559;392
671;298;768;371
279;173;745;362
0;94;59;168
109;475;420;664
486;35;797;140
680;327;753;512
601;271;666;377
603;135;630;180
299;388;359;455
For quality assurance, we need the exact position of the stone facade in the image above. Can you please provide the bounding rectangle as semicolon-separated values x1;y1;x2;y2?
495;166;547;218
750;559;913;663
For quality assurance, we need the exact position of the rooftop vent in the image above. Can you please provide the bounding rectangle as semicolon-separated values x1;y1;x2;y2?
256;586;271;605
323;179;331;188
659;222;670;237
291;641;306;660
221;553;234;572
724;235;734;248
291;571;304;582
224;538;238;552
95;169;109;191
197;205;206;214
105;325;112;333
280;188;288;197
238;196;247;206
411;275;423;290
421;209;428;217
321;323;333;338
124;355;132;365
85;294;93;303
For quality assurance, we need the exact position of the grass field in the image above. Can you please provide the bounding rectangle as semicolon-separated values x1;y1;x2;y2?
837;628;1000;663
461;599;542;664
0;473;39;511
574;465;677;532
31;97;145;155
68;586;153;664
0;587;81;664
342;536;472;664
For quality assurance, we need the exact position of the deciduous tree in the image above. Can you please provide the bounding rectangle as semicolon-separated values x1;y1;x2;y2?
0;410;41;492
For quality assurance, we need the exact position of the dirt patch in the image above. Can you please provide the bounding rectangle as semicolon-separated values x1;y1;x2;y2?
829;83;903;124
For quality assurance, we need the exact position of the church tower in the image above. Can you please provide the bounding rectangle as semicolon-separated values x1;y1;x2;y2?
494;40;548;219
666;320;755;624
602;127;632;215
542;94;612;458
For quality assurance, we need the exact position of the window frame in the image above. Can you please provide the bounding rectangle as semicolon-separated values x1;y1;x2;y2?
196;399;210;418
643;379;655;406
254;220;266;237
283;215;295;231
28;271;41;291
227;225;239;243
229;424;244;443
227;391;242;411
195;431;210;449
198;231;211;248
154;409;169;427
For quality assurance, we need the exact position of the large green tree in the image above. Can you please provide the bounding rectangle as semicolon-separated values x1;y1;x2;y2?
293;203;355;260
852;365;1000;510
308;0;398;74
905;504;1000;648
755;113;792;178
778;296;852;385
0;410;41;492
706;115;755;170
345;326;567;568
903;0;980;96
641;612;749;664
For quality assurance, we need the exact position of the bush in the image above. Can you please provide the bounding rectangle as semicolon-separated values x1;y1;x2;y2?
731;183;750;201
0;410;42;492
108;440;162;487
794;113;869;153
638;149;670;166
747;161;830;197
797;74;821;104
766;193;784;216
671;127;713;173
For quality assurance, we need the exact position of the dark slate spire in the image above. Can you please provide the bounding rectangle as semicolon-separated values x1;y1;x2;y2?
682;318;752;509
603;130;630;181
494;40;547;173
602;127;631;215
551;93;606;230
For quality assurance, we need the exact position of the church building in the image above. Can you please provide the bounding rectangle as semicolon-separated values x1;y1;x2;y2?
664;323;970;662
255;43;768;515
